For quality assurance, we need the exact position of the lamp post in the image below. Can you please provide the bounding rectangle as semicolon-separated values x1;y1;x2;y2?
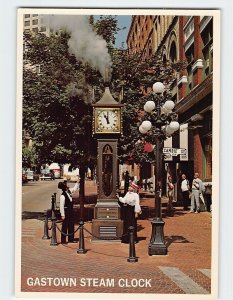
139;82;179;255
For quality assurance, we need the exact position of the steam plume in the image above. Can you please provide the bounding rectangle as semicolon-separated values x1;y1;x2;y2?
43;15;112;79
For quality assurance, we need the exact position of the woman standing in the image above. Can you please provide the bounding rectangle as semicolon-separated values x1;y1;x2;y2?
167;175;175;208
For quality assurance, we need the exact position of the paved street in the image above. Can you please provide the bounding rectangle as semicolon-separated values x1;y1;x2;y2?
22;179;59;212
20;180;212;295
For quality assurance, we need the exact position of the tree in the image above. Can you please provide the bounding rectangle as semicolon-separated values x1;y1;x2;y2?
109;49;184;167
23;31;96;169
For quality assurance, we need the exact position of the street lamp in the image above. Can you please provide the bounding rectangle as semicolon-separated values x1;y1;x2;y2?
139;82;180;255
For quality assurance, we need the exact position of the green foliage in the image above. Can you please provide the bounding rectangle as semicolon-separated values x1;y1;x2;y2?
23;31;95;168
110;50;183;165
22;16;184;170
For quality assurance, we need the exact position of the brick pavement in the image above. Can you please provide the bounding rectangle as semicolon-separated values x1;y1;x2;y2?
20;180;212;295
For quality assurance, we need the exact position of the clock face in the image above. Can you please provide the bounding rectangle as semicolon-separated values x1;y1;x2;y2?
94;108;121;133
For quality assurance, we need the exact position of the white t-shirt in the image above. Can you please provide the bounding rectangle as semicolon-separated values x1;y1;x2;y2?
119;192;141;213
181;179;189;192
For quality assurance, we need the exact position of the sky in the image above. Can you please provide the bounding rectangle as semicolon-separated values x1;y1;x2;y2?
94;15;132;49
115;15;132;48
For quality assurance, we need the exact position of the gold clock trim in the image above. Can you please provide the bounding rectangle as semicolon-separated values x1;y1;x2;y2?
94;107;121;134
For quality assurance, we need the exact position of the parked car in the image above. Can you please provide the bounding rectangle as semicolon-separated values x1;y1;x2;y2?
40;170;55;180
26;170;39;181
22;171;28;184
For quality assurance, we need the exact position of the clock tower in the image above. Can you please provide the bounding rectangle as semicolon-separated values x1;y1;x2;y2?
92;85;123;241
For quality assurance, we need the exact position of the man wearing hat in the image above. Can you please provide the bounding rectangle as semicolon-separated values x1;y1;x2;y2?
117;182;142;243
58;179;79;244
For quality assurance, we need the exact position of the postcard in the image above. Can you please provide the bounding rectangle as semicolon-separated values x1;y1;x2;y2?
16;8;220;299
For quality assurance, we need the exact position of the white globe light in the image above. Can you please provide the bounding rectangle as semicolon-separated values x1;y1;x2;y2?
141;120;152;131
144;100;155;112
169;121;180;131
139;125;148;134
165;125;174;136
152;82;165;94
164;100;175;111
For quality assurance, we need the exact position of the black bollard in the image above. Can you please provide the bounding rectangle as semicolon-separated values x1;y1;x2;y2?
77;220;87;254
51;194;56;212
127;226;138;262
53;192;57;208
42;210;50;240
50;214;58;246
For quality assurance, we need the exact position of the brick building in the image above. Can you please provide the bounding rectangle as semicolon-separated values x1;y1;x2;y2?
126;15;213;202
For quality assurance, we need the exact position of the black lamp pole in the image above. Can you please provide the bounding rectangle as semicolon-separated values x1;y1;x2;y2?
148;93;167;256
139;82;179;256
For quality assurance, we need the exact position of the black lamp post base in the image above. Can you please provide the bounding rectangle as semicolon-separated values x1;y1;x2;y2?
127;257;138;263
148;218;167;256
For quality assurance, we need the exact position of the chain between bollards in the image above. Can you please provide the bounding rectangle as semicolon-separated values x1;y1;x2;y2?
127;226;138;263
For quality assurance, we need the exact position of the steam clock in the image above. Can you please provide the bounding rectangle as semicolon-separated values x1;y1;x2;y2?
92;86;123;240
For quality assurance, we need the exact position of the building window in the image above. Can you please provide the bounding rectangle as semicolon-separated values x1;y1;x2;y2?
185;44;194;90
32;14;38;17
24;21;30;26
201;20;213;76
169;41;177;63
24;14;30;18
32;27;38;33
40;26;46;32
32;19;38;25
163;54;167;63
184;17;194;42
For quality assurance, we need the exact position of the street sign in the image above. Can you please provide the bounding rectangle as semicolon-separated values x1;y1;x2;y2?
163;147;187;157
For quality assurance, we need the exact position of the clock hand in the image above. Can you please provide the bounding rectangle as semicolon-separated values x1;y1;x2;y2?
106;112;110;124
104;112;110;124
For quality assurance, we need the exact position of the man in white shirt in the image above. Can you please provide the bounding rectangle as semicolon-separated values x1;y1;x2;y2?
181;174;190;211
58;179;79;244
117;182;142;243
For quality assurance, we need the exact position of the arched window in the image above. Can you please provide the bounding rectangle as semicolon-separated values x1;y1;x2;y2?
163;54;167;63
169;41;177;63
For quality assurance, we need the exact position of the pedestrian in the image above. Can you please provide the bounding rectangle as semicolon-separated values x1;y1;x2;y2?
58;179;80;244
167;175;175;208
190;172;205;213
181;174;190;211
117;182;142;243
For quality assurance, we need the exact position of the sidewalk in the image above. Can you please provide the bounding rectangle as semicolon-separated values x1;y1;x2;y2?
21;180;212;295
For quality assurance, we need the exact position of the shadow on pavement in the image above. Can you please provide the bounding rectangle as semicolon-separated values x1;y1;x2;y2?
166;235;193;248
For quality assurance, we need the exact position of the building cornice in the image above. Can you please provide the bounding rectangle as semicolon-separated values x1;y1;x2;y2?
192;59;204;72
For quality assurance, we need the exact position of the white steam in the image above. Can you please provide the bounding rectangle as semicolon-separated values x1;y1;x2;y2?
43;15;112;79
